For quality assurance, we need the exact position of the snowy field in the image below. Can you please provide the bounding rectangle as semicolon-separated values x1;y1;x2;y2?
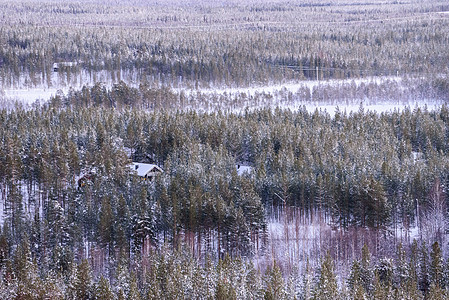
1;72;444;115
1;69;141;106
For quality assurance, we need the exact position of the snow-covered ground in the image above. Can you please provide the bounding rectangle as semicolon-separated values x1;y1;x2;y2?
1;72;444;115
190;76;402;97
179;76;443;116
1;69;141;106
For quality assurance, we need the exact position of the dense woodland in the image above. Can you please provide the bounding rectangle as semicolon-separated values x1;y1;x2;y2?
1;88;449;298
1;0;449;299
1;0;449;88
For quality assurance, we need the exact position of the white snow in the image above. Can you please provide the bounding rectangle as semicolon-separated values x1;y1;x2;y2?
130;162;163;177
0;68;141;105
189;76;402;98
1;72;445;116
2;88;62;104
236;165;253;176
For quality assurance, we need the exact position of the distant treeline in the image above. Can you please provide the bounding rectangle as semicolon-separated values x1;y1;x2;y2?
1;0;449;87
46;77;449;112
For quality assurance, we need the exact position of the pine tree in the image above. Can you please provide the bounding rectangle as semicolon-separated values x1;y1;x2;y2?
443;258;449;290
73;259;93;300
116;195;130;253
115;251;130;297
98;196;114;252
395;242;409;288
6;181;24;239
360;243;373;294
128;273;141;300
263;260;286;300
410;239;419;285
301;258;313;300
314;253;339;300
215;279;237;300
0;226;10;270
419;242;430;294
246;260;264;300
347;260;362;294
427;283;446;300
95;276;114;300
372;273;390;300
13;235;45;299
430;241;443;288
375;258;394;289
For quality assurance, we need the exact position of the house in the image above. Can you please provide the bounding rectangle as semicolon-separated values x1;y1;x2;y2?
236;164;253;176
76;168;97;188
53;61;78;72
130;162;163;181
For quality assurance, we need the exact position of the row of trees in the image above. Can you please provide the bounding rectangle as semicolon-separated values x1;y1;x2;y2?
1;237;449;299
58;77;448;112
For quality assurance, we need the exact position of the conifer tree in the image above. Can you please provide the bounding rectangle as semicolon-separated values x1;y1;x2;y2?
73;259;93;300
98;196;114;253
116;195;130;253
430;241;443;289
0;226;10;270
410;239;419;285
246;260;264;300
395;242;409;288
263;260;286;300
443;258;449;290
314;253;339;300
427;283;446;300
95;276;114;300
375;258;394;289
360;243;373;294
372;272;394;300
14;235;43;299
128;272;141;300
347;260;362;295
301;258;313;300
419;242;430;294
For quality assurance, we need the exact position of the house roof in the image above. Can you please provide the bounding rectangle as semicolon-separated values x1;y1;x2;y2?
130;162;163;177
236;165;253;176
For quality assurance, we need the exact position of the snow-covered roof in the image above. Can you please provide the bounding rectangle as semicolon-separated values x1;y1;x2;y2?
53;62;78;68
130;162;163;177
236;165;253;176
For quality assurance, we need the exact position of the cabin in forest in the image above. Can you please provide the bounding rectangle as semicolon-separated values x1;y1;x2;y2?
130;162;163;181
236;164;253;176
77;168;97;188
53;61;78;72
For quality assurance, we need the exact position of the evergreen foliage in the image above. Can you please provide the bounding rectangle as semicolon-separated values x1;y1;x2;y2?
1;0;449;297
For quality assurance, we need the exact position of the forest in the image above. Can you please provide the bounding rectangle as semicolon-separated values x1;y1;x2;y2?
1;0;449;299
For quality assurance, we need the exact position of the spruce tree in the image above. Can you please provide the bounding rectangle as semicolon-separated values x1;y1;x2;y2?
73;259;93;300
360;243;373;294
95;276;114;300
314;253;339;300
263;261;285;300
98;196;114;253
128;273;141;300
418;241;430;295
430;241;443;288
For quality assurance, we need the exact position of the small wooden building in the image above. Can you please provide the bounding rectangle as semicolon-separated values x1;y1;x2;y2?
130;162;163;181
53;61;77;72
